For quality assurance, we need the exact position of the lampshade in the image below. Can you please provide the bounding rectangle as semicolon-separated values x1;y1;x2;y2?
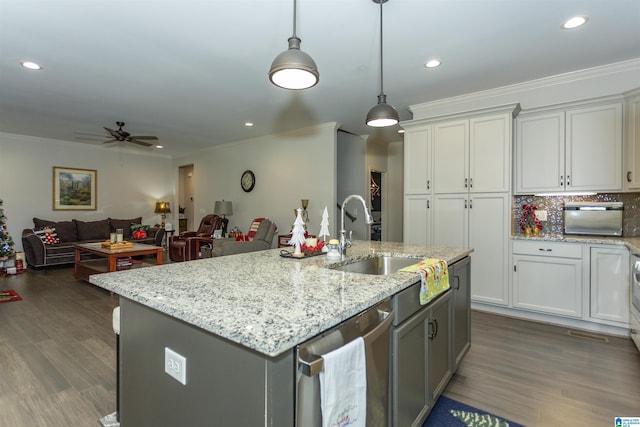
154;201;171;214
214;200;233;216
366;94;400;127
268;0;319;90
366;0;399;128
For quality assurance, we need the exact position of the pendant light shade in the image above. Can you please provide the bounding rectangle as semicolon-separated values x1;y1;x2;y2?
366;0;399;127
269;0;319;90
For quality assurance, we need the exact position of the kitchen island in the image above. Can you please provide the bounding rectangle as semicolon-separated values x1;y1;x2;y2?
91;240;472;426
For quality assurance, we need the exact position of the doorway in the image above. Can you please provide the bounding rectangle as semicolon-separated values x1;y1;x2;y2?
178;164;194;233
370;170;383;241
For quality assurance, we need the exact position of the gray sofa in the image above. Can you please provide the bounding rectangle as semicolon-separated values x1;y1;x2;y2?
210;219;277;257
21;217;164;269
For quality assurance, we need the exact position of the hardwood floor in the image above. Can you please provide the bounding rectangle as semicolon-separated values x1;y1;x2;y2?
0;266;119;427
1;265;638;426
445;311;640;427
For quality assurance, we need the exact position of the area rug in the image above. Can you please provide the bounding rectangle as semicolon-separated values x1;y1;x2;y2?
423;395;525;427
0;289;22;303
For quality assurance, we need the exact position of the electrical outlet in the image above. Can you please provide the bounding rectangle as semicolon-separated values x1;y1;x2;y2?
165;347;187;385
535;210;548;221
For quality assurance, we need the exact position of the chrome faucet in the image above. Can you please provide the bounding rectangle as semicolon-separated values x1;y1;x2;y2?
340;194;374;257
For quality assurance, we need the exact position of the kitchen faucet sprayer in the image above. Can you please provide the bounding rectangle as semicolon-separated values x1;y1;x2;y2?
340;194;374;257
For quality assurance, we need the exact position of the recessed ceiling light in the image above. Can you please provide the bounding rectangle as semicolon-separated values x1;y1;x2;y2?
20;60;43;70
424;59;441;68
245;122;254;127
562;16;588;29
397;129;405;134
155;145;163;149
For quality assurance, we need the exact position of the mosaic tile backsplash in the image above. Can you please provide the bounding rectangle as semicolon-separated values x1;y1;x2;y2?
513;193;640;237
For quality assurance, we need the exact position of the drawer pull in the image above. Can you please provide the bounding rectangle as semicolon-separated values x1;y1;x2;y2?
538;248;552;252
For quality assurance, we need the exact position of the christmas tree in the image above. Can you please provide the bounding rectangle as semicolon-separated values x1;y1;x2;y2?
289;208;307;256
0;199;15;261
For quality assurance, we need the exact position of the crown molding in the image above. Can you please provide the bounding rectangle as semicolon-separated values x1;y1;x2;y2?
409;58;640;120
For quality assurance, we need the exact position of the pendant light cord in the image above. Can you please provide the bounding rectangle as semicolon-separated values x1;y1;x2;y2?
378;0;384;96
292;0;298;38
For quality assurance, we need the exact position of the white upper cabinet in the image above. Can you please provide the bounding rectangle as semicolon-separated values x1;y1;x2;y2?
433;113;512;194
515;99;623;194
566;103;622;191
404;127;432;194
624;89;640;191
433;120;468;194
469;114;512;193
515;111;565;194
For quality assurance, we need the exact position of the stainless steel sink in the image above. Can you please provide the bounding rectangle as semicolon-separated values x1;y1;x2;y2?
330;256;419;276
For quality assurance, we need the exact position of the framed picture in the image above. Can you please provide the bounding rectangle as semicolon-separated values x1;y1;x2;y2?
52;166;97;210
213;229;222;239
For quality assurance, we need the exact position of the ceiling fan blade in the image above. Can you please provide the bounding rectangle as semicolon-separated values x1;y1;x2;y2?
102;138;117;144
104;127;120;138
130;135;158;140
130;139;154;147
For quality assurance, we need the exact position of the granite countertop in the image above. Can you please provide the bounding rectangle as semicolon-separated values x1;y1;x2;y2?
90;240;472;357
511;233;640;255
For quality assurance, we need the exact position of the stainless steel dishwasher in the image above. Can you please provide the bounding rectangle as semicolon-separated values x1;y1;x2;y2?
295;299;394;427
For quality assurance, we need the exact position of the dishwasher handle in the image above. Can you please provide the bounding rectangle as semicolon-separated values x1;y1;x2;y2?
299;307;394;377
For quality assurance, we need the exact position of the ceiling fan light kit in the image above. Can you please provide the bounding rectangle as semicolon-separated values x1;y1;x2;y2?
366;0;399;128
269;0;319;90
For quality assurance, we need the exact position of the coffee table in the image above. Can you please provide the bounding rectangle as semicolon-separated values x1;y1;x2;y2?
74;242;163;282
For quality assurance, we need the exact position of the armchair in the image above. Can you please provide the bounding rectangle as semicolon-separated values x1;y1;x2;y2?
169;214;222;262
211;218;277;257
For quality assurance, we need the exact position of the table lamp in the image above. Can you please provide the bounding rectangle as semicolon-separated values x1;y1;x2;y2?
154;201;171;227
214;200;233;237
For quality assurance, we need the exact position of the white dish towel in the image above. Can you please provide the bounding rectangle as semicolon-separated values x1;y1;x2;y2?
319;336;367;427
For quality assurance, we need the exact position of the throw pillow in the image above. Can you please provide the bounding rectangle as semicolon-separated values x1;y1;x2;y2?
33;218;78;242
131;224;150;239
109;217;143;238
246;218;265;241
33;227;60;245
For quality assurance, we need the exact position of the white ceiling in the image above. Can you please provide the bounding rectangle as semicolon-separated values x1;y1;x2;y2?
1;0;639;156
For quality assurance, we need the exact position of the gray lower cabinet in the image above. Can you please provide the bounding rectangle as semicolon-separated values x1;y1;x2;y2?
391;289;452;427
390;256;470;427
450;256;471;370
428;293;452;401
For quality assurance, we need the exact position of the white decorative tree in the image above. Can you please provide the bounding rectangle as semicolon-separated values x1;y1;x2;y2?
318;206;330;252
289;208;307;256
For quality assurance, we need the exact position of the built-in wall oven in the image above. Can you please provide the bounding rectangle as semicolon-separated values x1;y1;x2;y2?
630;256;640;351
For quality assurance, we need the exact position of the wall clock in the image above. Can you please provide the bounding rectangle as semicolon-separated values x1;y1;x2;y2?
241;170;255;192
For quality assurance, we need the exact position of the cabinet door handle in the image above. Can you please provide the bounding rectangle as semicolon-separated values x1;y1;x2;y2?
538;248;552;252
428;320;438;340
469;199;473;209
427;180;430;190
464;178;468;188
464;200;467;209
469;178;473;188
427;200;430;209
453;276;460;290
560;176;564;186
627;171;632;182
566;175;571;186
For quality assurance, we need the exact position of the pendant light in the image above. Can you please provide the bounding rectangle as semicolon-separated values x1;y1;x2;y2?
366;0;399;127
269;0;319;90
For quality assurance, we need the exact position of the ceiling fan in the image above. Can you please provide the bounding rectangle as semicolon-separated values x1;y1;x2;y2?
102;121;158;147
